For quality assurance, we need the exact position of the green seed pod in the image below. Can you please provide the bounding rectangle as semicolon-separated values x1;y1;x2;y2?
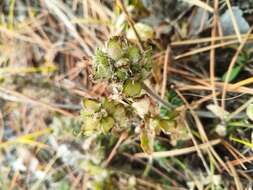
128;46;141;63
107;37;124;60
93;49;113;80
115;68;129;81
114;58;129;68
123;80;142;97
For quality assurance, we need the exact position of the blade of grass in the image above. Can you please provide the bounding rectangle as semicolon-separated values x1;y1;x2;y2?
8;0;16;30
0;87;74;117
182;0;213;13
221;27;253;119
174;39;242;60
230;137;253;149
0;128;51;150
210;0;219;108
135;139;221;158
227;157;243;190
171;34;253;46
224;0;242;42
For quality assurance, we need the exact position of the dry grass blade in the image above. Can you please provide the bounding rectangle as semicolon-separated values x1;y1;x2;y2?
232;76;253;89
210;0;219;108
135;139;221;158
171;34;253;46
227;97;253;121
221;27;253;118
30;155;58;190
0;87;74;117
175;89;231;173
103;131;128;167
0;128;51;150
225;0;242;42
182;0;214;13
161;46;171;99
227;159;243;190
174;39;243;60
44;0;93;56
116;0;144;51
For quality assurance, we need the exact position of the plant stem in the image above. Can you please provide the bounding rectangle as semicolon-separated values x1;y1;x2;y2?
141;82;175;110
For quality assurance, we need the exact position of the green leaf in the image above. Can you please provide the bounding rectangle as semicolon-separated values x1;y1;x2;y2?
150;118;176;133
113;104;127;128
123;80;142;97
100;116;114;133
140;129;153;154
83;116;100;135
222;65;242;82
83;99;100;113
102;98;117;115
132;97;150;118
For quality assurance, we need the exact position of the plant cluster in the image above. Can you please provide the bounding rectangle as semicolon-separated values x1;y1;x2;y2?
80;36;190;153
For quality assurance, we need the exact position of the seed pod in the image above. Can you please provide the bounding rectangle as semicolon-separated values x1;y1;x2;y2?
107;37;124;60
93;49;113;80
114;58;129;68
128;46;141;63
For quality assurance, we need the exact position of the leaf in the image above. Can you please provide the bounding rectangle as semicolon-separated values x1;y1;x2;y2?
140;129;153;154
132;97;150;118
83;99;101;113
123;80;142;97
246;103;253;121
150;118;176;134
158;119;176;133
102;98;117;115
83;116;100;135
100;116;114;134
222;65;242;82
113;104;127;128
